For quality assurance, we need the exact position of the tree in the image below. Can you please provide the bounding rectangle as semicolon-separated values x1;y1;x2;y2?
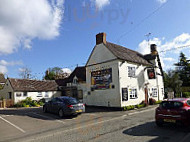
174;52;190;87
164;70;183;96
19;67;32;79
44;67;71;80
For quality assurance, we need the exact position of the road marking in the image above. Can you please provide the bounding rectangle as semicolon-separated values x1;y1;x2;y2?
23;108;155;142
0;116;25;133
29;112;65;124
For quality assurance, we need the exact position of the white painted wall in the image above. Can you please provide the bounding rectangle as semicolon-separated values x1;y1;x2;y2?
14;91;61;103
87;43;117;66
85;60;121;107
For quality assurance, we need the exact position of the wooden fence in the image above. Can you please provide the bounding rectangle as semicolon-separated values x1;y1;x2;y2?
0;99;14;108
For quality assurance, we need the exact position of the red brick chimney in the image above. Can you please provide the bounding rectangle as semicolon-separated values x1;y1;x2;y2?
150;44;158;55
96;33;106;45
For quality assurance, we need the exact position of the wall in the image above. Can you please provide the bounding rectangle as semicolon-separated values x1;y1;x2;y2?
85;60;120;107
0;80;14;100
14;91;61;103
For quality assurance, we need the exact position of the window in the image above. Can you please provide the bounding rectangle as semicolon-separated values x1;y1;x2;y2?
128;67;136;77
23;92;27;97
152;88;158;97
16;93;22;97
122;88;128;101
73;78;78;84
45;92;49;98
37;92;42;97
161;88;164;96
129;89;137;99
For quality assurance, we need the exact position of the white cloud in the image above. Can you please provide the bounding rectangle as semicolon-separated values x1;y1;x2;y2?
91;0;110;9
0;0;64;55
157;0;167;4
62;68;72;74
0;60;23;66
0;65;8;74
137;33;190;70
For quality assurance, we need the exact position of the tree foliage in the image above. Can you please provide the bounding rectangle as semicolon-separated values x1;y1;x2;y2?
164;70;183;95
174;52;190;87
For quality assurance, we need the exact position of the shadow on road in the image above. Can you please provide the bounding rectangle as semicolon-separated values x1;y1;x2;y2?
0;107;77;120
123;121;190;142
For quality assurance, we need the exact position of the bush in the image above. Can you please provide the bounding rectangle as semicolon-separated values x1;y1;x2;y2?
182;92;190;98
136;104;145;109
155;100;162;104
149;98;156;105
13;97;42;108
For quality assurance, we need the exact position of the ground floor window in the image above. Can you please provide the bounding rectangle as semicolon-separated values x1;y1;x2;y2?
37;92;42;97
45;92;49;98
16;93;22;97
152;88;158;97
23;92;27;97
122;88;128;101
129;89;137;99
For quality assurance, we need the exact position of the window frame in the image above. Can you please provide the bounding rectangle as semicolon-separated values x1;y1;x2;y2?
128;67;136;78
152;88;158;97
129;89;137;99
37;92;42;97
122;88;128;101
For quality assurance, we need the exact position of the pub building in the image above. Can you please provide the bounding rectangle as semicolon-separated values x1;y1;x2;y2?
84;33;164;108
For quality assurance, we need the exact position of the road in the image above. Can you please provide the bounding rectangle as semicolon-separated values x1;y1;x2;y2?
0;106;190;142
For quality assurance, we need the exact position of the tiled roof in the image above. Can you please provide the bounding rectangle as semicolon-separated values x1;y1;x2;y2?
68;67;86;82
8;78;58;92
105;42;153;66
0;74;6;84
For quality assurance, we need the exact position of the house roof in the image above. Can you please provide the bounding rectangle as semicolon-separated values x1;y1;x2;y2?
68;67;86;82
8;78;58;92
55;67;86;87
0;74;6;84
105;42;153;66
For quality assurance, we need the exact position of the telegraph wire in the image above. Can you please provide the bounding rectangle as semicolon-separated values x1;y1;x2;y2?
160;44;190;53
116;0;170;44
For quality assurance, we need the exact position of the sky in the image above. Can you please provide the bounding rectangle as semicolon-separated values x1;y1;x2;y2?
0;0;190;79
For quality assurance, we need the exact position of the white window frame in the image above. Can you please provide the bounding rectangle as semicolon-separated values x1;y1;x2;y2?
128;67;136;77
152;88;158;97
129;89;137;99
45;92;49;98
37;92;42;97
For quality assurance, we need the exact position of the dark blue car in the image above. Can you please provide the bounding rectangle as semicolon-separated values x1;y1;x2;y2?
43;96;85;117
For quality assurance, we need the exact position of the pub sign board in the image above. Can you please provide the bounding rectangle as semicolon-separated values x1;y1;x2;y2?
91;68;112;90
147;68;156;79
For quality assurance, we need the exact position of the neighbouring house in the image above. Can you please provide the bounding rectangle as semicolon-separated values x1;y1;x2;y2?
0;74;6;88
0;78;61;103
84;32;164;108
56;67;87;101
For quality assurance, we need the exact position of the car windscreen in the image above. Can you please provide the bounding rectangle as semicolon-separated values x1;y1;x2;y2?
160;101;183;109
64;98;79;105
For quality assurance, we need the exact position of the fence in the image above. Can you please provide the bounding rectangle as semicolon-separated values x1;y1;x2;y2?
0;99;14;108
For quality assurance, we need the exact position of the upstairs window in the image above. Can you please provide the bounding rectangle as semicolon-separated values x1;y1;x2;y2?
128;67;136;77
129;89;137;99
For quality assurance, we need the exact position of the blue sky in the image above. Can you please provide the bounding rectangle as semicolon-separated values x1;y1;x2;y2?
0;0;190;79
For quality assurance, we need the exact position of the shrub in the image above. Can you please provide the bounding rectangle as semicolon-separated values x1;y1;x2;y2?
140;100;148;107
155;100;162;104
136;104;145;109
149;98;156;105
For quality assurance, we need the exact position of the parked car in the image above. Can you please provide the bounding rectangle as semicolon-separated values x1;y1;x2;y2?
43;96;85;117
155;98;190;127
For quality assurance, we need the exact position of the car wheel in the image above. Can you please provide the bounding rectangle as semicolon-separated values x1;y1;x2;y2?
156;120;163;127
43;106;47;113
59;109;64;118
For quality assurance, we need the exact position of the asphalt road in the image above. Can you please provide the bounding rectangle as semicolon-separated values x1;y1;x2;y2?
0;106;190;142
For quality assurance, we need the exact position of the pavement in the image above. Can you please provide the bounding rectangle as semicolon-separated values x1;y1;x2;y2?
0;105;190;142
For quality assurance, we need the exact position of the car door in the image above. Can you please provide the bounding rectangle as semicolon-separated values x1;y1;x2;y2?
48;98;57;113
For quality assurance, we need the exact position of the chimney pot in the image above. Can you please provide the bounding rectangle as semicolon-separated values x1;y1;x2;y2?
96;33;106;45
150;44;158;55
